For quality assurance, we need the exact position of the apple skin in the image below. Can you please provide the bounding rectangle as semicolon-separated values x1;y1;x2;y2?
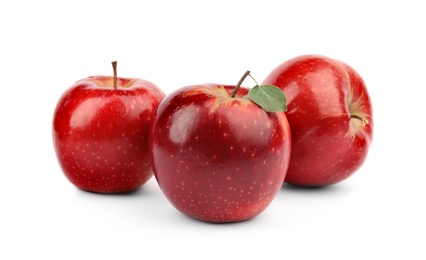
53;75;165;193
150;84;291;223
262;54;373;187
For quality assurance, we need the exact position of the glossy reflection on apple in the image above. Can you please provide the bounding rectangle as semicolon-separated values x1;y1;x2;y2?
52;62;165;193
263;55;373;187
150;77;291;223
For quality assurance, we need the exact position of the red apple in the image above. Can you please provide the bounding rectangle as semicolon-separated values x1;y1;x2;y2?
150;72;291;223
52;62;165;193
262;55;373;187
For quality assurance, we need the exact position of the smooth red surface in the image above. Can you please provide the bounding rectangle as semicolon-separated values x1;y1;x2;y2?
53;76;165;193
263;55;373;186
150;85;291;222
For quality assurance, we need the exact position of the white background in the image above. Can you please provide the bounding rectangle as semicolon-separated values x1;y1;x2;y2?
1;0;425;259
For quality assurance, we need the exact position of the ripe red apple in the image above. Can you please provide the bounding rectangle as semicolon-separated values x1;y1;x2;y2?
52;62;165;193
150;72;291;223
262;55;373;187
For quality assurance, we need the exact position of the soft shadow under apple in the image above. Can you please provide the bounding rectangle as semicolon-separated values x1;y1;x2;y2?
280;182;348;195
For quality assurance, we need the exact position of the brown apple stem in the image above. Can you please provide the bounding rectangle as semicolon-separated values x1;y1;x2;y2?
231;70;251;98
112;61;118;89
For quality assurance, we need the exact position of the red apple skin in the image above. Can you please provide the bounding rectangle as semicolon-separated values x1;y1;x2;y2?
262;55;373;187
53;76;165;193
150;84;291;223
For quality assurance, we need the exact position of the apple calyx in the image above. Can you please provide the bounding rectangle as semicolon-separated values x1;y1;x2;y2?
348;90;370;129
112;61;118;89
350;114;369;126
231;70;287;113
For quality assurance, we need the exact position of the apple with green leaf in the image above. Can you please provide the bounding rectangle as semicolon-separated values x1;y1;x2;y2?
262;55;373;187
52;62;165;193
150;71;291;223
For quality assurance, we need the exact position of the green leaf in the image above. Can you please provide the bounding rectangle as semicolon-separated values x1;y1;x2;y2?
248;85;287;112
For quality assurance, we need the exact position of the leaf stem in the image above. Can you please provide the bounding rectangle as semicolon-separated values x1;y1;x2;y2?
231;70;251;98
248;73;260;87
112;61;118;89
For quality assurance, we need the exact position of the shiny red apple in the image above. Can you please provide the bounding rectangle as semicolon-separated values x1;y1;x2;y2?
52;62;165;193
262;55;373;187
150;72;291;223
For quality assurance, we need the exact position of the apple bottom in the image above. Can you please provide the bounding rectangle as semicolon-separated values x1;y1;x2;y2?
55;137;153;194
61;163;152;194
154;148;287;223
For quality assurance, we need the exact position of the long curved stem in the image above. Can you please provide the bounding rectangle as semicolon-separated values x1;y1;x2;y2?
231;70;251;98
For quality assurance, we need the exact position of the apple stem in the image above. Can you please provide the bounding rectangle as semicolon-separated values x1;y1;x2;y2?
231;70;251;98
112;61;118;89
